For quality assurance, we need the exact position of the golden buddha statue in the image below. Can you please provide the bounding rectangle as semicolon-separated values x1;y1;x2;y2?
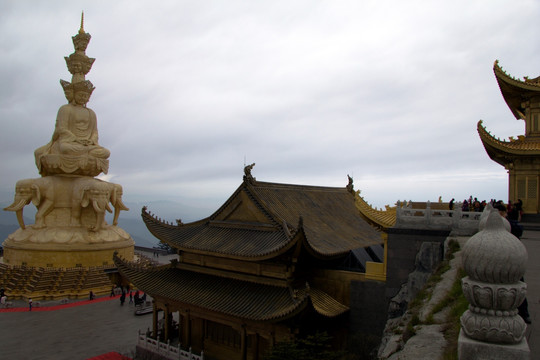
34;14;109;177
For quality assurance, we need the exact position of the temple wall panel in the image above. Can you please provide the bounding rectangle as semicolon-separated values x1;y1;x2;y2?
311;269;366;306
509;170;540;213
180;253;288;279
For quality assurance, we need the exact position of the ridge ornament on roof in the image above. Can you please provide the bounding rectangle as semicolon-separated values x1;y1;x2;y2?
346;174;354;193
243;162;256;184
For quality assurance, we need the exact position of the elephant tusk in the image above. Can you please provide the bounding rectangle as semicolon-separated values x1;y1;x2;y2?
16;209;26;229
92;199;103;213
106;203;113;213
117;199;130;211
4;198;29;212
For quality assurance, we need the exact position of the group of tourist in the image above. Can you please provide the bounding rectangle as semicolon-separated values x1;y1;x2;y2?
111;285;146;306
449;196;524;219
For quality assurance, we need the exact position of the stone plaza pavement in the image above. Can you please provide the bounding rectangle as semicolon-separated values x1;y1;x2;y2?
0;252;178;360
0;237;538;359
0;295;150;360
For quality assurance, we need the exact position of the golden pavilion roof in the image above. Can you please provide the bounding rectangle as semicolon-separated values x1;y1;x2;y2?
113;254;349;321
477;120;540;166
142;174;383;261
494;60;540;120
353;191;396;230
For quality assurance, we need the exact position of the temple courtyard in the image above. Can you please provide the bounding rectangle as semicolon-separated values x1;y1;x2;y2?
0;238;539;359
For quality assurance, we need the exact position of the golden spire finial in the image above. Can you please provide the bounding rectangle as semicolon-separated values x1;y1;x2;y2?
79;11;85;34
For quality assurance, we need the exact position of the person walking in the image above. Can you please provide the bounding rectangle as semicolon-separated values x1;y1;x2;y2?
28;298;32;312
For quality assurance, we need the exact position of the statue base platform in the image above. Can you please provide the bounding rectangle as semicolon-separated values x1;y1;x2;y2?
38;153;109;177
458;330;530;360
2;225;134;268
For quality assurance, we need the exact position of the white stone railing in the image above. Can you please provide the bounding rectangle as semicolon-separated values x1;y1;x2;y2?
137;330;204;360
395;201;482;234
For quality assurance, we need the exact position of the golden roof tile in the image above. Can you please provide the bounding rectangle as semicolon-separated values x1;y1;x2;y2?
353;191;396;229
477;120;540;153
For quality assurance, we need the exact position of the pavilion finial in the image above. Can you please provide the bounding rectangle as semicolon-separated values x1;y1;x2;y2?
79;11;85;34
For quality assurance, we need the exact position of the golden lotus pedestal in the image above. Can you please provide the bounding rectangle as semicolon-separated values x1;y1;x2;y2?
2;225;134;268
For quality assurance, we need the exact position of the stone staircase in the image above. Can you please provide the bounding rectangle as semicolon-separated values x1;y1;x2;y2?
0;264;114;300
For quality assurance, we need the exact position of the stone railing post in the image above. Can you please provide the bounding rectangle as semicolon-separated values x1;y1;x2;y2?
458;210;530;359
395;201;402;224
425;200;432;225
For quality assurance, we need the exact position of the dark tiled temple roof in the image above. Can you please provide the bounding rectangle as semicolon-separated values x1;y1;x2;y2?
114;254;348;321
248;181;381;257
143;176;382;260
309;288;349;317
142;215;295;260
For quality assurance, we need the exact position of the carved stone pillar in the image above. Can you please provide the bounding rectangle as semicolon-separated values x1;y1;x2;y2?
458;210;530;359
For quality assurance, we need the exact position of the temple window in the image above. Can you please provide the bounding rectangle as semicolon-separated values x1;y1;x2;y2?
518;179;526;199
528;178;537;199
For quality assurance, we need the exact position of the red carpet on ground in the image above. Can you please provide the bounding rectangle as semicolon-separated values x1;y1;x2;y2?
86;351;132;360
0;294;123;312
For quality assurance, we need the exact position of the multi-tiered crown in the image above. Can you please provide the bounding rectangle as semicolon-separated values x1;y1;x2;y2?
61;12;95;98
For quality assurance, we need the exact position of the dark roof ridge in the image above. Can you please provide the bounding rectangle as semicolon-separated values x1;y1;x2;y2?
252;180;349;192
142;205;209;229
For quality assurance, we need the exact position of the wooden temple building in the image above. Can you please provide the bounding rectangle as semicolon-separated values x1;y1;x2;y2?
478;60;540;214
114;165;385;360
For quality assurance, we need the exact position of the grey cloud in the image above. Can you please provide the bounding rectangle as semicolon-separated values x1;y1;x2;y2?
1;1;539;217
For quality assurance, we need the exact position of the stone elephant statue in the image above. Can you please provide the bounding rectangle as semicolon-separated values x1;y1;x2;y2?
71;178;128;231
108;183;129;226
3;177;55;229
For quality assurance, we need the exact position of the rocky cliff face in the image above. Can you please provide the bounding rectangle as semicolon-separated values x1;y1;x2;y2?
378;236;467;359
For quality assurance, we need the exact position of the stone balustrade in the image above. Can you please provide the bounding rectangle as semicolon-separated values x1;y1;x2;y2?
395;201;482;235
137;330;204;360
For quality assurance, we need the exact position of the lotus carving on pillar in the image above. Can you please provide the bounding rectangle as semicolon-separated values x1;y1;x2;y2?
460;210;528;344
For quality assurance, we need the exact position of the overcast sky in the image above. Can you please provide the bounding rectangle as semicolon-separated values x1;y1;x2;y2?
2;1;540;221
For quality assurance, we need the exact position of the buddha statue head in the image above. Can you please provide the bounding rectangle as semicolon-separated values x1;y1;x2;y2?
72;12;91;52
72;80;95;106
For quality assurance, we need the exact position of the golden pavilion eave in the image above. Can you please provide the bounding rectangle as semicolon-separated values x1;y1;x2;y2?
113;253;349;322
478;120;540;167
353;190;396;230
494;60;540;120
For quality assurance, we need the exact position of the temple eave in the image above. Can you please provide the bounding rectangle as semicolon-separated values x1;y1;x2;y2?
113;254;347;322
